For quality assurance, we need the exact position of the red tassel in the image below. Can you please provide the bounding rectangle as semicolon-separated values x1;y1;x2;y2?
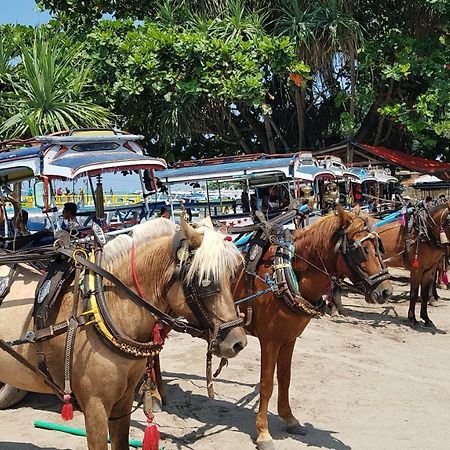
400;214;406;226
412;256;420;269
61;394;73;421
443;272;449;284
142;415;160;450
152;323;164;346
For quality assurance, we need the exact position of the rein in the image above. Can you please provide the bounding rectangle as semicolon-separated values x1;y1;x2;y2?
130;242;145;299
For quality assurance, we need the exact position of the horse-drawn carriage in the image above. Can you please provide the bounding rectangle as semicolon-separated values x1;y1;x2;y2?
0;129;398;449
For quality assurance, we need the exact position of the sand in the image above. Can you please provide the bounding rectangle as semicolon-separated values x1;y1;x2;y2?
0;268;449;450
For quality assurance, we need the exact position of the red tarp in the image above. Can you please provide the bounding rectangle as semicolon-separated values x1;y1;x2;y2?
354;143;450;181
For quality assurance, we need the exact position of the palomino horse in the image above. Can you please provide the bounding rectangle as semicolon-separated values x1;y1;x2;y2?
375;202;450;328
152;205;392;449
0;217;247;450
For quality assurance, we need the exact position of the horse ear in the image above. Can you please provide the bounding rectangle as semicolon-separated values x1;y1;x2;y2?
197;216;215;230
352;204;361;217
180;213;204;249
336;204;352;228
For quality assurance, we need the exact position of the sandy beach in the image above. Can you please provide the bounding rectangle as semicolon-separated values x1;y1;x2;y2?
1;268;449;450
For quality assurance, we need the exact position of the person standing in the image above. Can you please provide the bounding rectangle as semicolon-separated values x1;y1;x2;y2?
78;187;85;208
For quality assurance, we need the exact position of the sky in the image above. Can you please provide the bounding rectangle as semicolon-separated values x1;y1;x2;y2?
0;0;50;25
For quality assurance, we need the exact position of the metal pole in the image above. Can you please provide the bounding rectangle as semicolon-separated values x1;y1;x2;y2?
205;181;212;216
138;170;150;218
88;176;97;214
246;177;252;213
167;183;175;220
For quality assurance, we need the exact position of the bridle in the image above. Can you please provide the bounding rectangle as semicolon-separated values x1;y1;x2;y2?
335;217;390;293
170;232;244;352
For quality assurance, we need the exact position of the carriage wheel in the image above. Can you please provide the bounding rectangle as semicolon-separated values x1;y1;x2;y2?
0;382;27;409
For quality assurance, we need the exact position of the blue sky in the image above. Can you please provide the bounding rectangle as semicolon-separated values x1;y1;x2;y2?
0;0;50;25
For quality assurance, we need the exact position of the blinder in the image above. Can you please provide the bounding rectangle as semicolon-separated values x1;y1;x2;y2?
172;231;243;349
337;226;389;292
348;241;369;265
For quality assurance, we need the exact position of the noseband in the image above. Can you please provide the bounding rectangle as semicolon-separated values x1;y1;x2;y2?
172;232;244;352
336;220;389;292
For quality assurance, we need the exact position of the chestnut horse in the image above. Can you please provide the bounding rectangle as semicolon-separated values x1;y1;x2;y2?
376;202;450;328
152;205;392;449
0;217;247;450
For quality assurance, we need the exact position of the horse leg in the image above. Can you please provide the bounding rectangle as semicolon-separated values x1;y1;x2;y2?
420;269;436;328
256;341;280;450
408;274;420;328
151;354;164;412
108;389;134;450
429;269;440;305
277;339;305;435
78;397;110;450
333;285;346;316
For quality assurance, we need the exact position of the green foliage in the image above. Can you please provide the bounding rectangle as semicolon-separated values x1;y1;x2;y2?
85;19;306;153
0;29;111;139
23;0;450;159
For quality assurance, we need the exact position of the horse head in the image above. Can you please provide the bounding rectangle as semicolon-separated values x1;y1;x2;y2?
337;204;393;303
425;202;450;244
294;205;392;304
165;215;247;359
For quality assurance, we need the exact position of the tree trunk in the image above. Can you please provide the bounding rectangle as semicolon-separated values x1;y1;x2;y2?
374;79;395;146
263;115;276;154
240;106;269;152
224;109;252;154
269;117;289;152
349;47;356;139
294;88;306;149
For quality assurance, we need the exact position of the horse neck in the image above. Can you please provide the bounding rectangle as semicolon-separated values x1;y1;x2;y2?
104;237;174;342
293;230;340;299
427;205;448;235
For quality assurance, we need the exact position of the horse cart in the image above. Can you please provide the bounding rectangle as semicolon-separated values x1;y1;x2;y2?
0;129;248;450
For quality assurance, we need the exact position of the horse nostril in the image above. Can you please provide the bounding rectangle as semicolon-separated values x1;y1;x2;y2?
381;288;391;301
233;341;245;354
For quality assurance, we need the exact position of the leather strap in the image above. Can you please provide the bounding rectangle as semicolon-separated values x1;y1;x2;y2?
0;338;64;399
57;248;207;339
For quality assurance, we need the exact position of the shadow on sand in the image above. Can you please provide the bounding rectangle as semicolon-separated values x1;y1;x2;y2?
331;303;447;334
130;371;351;450
0;444;70;450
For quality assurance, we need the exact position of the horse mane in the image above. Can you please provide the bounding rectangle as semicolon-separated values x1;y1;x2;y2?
102;217;241;284
184;226;242;284
102;218;177;271
294;210;362;257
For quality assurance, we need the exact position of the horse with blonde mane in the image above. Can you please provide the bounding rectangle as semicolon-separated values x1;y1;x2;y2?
0;217;247;450
153;205;392;449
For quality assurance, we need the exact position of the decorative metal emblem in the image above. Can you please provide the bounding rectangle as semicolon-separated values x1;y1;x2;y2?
92;222;107;246
201;279;211;287
177;245;189;262
37;280;51;304
249;245;259;261
0;276;9;298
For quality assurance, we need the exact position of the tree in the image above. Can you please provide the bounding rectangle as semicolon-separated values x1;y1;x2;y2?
0;30;111;140
35;0;450;159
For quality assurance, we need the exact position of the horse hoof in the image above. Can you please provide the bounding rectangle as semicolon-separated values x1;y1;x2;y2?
424;321;436;329
285;422;306;435
429;299;439;307
257;440;276;450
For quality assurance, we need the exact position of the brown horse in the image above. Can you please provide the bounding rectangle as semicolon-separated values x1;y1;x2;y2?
376;202;450;328
0;217;247;450
152;205;392;449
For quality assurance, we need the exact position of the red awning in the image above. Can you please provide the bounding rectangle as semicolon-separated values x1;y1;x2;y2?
353;143;450;181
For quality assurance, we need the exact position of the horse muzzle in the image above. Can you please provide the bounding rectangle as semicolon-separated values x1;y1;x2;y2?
365;280;393;304
210;325;247;359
